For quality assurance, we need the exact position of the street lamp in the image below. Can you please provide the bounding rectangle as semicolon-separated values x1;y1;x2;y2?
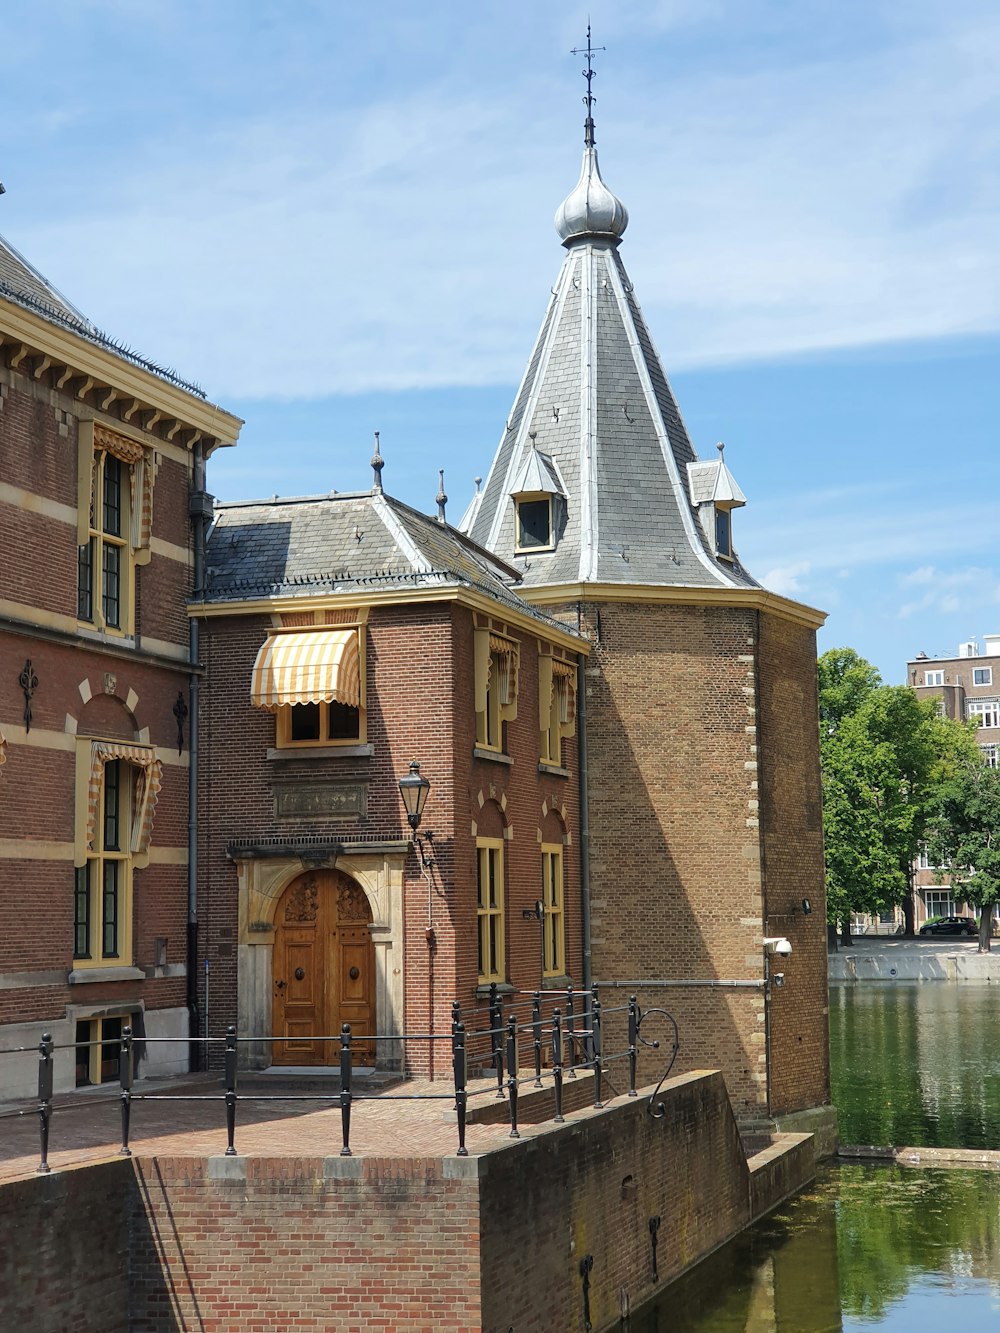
398;759;431;832
398;759;438;1060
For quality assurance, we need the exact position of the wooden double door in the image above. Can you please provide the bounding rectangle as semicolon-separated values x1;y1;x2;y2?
272;869;376;1066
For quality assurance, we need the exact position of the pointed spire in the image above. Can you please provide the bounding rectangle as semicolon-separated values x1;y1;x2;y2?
371;431;384;494
555;27;628;246
436;469;448;525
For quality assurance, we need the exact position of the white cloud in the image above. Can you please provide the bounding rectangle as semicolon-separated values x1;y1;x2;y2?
4;3;998;400
761;561;811;596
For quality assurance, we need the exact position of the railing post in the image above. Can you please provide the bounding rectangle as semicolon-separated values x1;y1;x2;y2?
566;987;577;1078
119;1024;134;1155
532;991;542;1088
506;1015;519;1138
490;983;504;1098
451;999;462;1109
627;994;638;1097
453;1021;468;1156
224;1024;238;1156
552;1007;564;1123
37;1031;53;1174
591;985;604;1109
339;1023;353;1156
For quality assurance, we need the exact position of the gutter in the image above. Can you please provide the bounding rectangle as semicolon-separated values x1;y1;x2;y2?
577;651;593;1046
187;445;212;1069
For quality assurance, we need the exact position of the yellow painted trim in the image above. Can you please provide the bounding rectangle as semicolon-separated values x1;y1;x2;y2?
0;595;78;633
146;846;189;865
0;838;74;860
149;535;194;566
0;296;242;444
155;748;190;769
190;584;589;655
0;482;76;527
476;837;506;986
77;419;95;545
74;740;90;868
79;413;193;470
139;634;190;662
1;724;76;753
517;581;827;630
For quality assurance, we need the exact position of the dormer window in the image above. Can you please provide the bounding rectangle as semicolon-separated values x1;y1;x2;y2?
687;443;746;566
715;507;732;560
516;495;554;552
510;443;566;556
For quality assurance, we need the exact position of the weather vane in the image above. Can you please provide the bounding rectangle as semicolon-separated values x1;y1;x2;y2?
571;23;605;147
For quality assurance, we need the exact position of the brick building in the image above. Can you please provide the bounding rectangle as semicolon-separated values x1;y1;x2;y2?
908;636;1000;925
462;103;831;1122
1;78;833;1133
193;477;586;1074
0;234;241;1096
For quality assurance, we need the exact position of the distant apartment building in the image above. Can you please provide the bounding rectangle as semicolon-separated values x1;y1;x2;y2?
907;636;1000;925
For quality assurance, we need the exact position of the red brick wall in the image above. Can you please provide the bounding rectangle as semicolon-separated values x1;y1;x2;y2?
198;601;582;1073
0;1072;818;1333
577;600;767;1114
130;1156;483;1332
0;366;195;1048
0;1160;130;1333
564;598;828;1120
757;612;830;1114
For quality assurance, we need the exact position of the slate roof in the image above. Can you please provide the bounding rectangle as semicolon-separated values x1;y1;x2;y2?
204;488;584;638
0;231;206;398
462;156;758;592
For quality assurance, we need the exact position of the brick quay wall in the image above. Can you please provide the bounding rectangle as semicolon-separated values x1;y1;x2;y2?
0;1073;815;1332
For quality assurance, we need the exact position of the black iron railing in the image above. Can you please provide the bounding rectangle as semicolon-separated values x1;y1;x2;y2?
0;986;679;1172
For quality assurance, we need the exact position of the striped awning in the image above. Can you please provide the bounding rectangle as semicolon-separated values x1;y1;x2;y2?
251;629;361;711
86;741;162;855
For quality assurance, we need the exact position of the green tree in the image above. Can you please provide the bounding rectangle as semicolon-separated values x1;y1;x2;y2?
817;646;882;734
818;650;978;942
927;759;1000;953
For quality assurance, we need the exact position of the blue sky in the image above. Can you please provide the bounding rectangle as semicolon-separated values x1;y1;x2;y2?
3;1;998;682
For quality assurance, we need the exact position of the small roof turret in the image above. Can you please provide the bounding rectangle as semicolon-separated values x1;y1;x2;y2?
509;441;566;500
688;443;747;509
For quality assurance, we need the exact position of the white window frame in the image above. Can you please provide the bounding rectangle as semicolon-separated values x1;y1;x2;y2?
924;670;944;687
968;699;1000;729
974;667;994;687
924;888;954;921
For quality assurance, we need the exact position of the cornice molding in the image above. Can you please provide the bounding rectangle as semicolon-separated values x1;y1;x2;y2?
188;583;589;655
515;581;827;630
0;296;242;448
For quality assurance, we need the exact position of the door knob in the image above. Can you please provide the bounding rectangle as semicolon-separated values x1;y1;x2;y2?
295;967;306;980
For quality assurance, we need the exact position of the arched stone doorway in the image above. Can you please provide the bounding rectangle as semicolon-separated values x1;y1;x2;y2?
272;869;376;1066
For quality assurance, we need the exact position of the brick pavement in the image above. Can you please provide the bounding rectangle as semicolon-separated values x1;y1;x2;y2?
0;1070;583;1182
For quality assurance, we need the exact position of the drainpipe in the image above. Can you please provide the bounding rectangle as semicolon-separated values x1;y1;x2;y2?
577;651;593;1049
187;442;211;1071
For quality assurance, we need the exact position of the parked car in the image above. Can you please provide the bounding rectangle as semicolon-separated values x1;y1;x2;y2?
919;916;978;936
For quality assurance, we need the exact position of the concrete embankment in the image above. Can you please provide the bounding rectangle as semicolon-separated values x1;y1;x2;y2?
828;937;1000;982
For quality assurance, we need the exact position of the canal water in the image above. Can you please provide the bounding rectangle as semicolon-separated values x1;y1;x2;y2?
629;982;1000;1330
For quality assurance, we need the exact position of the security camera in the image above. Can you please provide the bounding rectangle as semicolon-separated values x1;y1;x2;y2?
773;972;785;988
763;936;792;957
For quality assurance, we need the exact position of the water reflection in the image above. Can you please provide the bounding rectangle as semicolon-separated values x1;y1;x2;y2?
830;982;1000;1148
630;1165;1000;1331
